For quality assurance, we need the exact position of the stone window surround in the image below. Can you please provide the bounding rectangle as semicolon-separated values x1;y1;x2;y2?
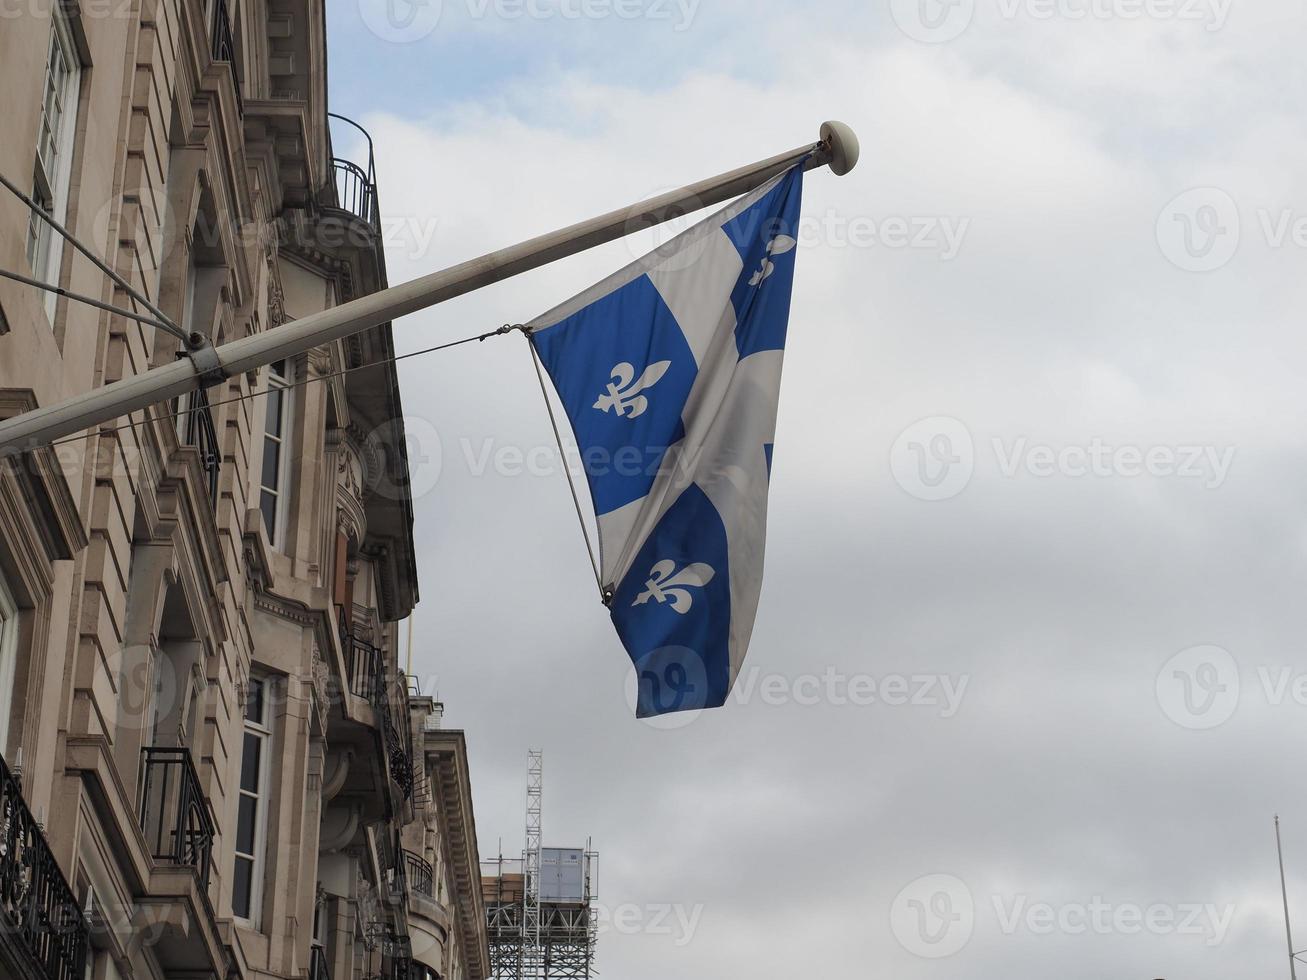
233;672;274;929
26;3;84;324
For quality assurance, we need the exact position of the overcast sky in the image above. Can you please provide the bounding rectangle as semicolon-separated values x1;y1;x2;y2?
330;2;1306;976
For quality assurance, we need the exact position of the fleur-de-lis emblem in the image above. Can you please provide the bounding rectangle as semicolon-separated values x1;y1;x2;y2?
633;559;715;614
593;360;671;419
748;235;797;286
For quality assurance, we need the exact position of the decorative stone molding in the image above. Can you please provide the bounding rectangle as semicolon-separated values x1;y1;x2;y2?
336;434;369;545
355;868;381;951
310;645;330;732
265;241;286;329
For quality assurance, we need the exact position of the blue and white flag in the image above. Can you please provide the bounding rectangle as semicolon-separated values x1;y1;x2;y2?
530;164;804;717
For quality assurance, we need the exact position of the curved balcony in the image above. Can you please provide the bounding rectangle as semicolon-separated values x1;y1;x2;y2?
339;616;414;802
327;114;382;234
404;850;434;899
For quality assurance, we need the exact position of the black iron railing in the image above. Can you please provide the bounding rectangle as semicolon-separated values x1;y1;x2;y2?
385;831;408;908
139;747;215;891
178;386;221;503
310;946;331;980
385;717;413;801
327;114;382;233
404;850;433;899
338;619;414;800
0;753;88;980
342;629;384;708
208;0;243;113
382;932;412;980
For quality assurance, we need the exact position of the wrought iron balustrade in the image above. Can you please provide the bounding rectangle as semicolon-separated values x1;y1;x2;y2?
338;614;414;798
403;850;433;899
310;946;331;980
385;716;414;800
0;752;88;980
382;931;412;980
139;747;215;891
177;386;221;503
327;114;382;233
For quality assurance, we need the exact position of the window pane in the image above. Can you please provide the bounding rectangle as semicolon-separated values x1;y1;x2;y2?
261;439;280;490
264;388;283;435
233;857;253;918
260;489;278;540
236;794;257;853
240;733;261;793
245;678;264;724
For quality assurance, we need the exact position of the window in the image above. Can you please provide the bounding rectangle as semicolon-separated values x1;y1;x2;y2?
259;360;293;549
233;676;271;925
0;575;17;757
26;7;81;318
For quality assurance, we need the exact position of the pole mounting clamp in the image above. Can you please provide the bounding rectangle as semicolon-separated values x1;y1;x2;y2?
185;334;228;389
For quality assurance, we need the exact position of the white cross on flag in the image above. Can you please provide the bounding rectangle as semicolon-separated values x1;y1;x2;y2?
529;164;804;717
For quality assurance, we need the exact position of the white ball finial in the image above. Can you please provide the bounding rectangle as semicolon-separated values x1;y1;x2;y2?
820;121;860;176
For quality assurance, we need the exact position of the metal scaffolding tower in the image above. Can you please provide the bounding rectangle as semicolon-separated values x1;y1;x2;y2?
483;750;598;979
523;750;543;978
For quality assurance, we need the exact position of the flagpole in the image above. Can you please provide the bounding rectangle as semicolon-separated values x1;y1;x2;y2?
0;122;858;455
1280;815;1299;980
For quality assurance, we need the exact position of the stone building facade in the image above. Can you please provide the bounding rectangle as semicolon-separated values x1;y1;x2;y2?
0;2;487;978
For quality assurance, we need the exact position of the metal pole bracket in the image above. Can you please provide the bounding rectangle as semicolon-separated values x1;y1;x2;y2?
185;336;228;390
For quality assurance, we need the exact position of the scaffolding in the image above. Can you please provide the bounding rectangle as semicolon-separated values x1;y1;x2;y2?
482;752;598;979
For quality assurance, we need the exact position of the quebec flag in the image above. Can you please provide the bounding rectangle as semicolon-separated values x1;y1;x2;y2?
529;164;804;717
